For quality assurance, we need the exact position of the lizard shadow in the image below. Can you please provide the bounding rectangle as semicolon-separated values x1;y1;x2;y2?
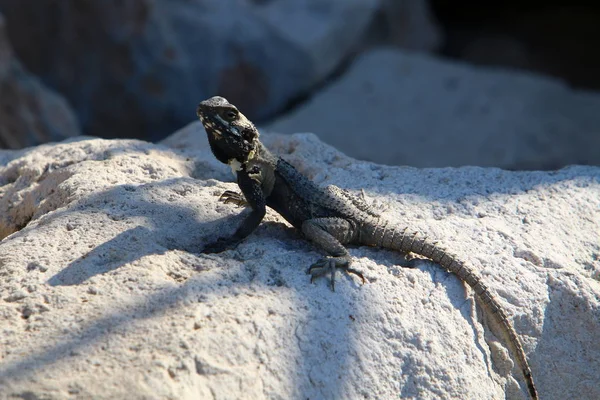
1;166;362;399
45;177;243;286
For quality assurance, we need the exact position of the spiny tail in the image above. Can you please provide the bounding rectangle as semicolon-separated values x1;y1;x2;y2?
371;225;538;400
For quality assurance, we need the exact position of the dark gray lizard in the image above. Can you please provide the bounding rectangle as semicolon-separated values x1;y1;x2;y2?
196;96;538;400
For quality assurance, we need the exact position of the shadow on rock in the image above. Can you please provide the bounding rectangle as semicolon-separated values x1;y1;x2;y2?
44;177;243;286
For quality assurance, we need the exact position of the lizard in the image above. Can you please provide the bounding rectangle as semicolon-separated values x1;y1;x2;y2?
195;96;538;400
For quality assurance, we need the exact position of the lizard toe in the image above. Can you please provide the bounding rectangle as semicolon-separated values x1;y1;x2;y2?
219;190;248;207
308;256;364;291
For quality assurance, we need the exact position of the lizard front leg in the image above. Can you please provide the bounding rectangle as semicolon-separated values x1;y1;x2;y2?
302;218;365;291
203;170;266;253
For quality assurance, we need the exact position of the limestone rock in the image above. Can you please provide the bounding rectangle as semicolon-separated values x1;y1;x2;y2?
0;128;598;399
264;48;600;170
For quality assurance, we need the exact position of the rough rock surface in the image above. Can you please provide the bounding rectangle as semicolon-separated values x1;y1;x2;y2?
264;48;600;170
0;124;599;399
0;0;391;141
0;13;80;149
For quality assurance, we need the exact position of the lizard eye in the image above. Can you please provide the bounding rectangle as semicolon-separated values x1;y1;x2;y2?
223;109;238;121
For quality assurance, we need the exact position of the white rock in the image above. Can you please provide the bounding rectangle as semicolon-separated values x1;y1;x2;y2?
0;126;598;400
263;48;600;170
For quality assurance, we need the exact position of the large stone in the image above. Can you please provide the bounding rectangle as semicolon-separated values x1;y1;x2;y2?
0;126;598;399
361;0;441;51
0;0;383;141
264;48;600;170
0;14;80;149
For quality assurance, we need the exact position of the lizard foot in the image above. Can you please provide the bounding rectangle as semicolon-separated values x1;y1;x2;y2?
307;256;365;291
219;190;248;207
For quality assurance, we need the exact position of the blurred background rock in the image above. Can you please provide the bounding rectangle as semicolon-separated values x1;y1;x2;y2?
0;0;597;170
0;13;80;149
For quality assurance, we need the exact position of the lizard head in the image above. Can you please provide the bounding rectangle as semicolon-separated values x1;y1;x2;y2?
196;96;259;166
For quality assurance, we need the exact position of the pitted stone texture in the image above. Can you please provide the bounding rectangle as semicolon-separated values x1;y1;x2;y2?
0;132;597;399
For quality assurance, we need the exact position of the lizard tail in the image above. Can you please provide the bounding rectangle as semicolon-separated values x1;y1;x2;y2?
375;226;538;400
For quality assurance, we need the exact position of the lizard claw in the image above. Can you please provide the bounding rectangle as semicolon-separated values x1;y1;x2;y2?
307;256;365;291
219;190;248;207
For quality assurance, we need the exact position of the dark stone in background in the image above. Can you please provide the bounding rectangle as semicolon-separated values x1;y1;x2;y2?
0;0;598;169
0;13;80;149
0;0;379;142
431;2;600;90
